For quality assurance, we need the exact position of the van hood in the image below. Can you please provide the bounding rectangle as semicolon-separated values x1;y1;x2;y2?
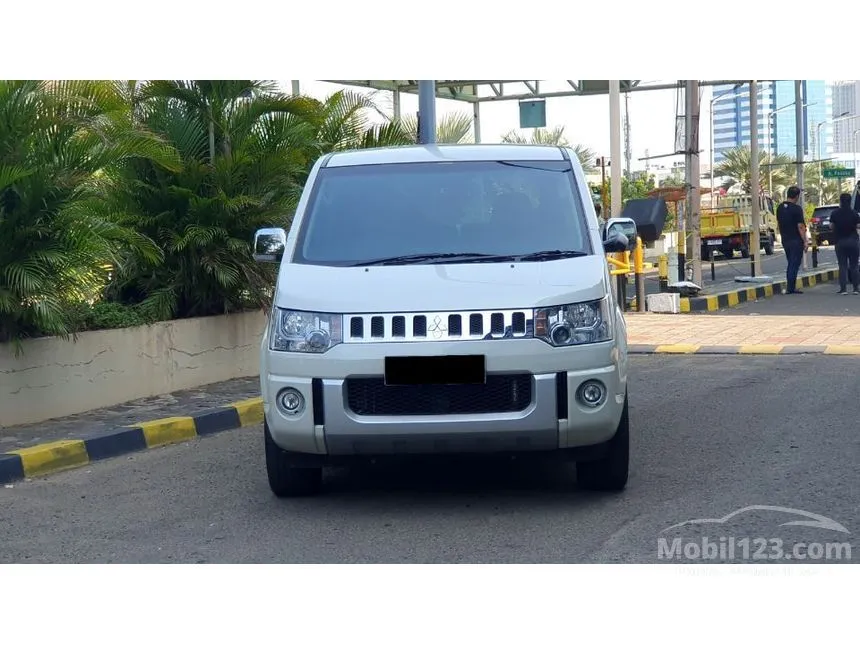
275;255;609;313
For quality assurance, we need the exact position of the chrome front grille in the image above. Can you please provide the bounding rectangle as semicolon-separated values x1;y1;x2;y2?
343;309;534;343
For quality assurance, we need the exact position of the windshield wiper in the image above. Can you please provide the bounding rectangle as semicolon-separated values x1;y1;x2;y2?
513;249;588;262
352;252;506;266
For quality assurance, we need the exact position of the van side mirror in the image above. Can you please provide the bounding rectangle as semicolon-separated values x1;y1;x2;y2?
602;217;636;253
254;228;287;263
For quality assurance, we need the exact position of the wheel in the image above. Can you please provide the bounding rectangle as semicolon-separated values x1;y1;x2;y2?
265;420;323;497
723;248;734;259
576;393;629;492
740;246;750;259
702;246;712;261
764;237;774;255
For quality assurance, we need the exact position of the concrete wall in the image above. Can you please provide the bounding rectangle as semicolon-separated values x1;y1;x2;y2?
0;311;266;427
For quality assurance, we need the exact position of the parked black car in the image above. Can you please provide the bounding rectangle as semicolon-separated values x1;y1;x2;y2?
810;205;837;245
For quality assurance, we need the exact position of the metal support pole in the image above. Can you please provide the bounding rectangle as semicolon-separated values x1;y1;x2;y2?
658;254;669;292
393;90;401;121
473;99;481;144
681;82;694;283
291;81;300;96
609;81;623;217
600;158;609;220
677;199;686;282
710;96;716;207
817;121;824;206
795;81;806;271
750;81;761;278
616;273;627;311
417;81;437;145
689;80;702;287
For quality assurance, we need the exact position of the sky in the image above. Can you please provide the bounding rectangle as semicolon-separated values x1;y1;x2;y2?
290;80;732;173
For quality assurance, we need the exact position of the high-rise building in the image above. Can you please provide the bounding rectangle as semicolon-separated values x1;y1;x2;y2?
711;81;832;164
831;80;860;153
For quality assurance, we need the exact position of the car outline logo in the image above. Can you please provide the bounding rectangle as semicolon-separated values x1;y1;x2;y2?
661;505;850;534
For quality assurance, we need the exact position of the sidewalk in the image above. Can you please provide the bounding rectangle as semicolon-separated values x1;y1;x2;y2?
627;279;860;354
1;377;261;451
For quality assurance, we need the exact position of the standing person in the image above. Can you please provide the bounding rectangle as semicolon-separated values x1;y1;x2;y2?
776;186;807;295
829;192;860;295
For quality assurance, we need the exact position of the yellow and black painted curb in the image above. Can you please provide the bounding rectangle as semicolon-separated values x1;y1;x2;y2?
630;344;860;356
678;268;839;313
0;397;264;486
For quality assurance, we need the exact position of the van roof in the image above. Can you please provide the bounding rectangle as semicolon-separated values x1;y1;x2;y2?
324;144;568;168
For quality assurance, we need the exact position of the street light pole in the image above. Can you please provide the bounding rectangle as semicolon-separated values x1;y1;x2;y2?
709;84;742;204
853;129;860;189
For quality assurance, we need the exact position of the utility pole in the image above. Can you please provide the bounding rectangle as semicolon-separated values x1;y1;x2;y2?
624;92;632;179
795;81;805;202
687;80;702;286
750;81;762;277
609;81;623;216
679;83;690;283
417;81;437;145
597;156;610;219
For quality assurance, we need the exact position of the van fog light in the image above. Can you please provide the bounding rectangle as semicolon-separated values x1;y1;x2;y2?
577;380;606;407
277;388;305;416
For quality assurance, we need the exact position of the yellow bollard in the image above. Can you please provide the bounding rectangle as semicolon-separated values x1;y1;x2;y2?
634;237;646;312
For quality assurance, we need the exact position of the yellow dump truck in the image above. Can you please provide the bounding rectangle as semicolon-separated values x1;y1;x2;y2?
700;194;777;260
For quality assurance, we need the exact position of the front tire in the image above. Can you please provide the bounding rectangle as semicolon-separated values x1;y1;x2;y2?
576;393;629;492
265;420;323;497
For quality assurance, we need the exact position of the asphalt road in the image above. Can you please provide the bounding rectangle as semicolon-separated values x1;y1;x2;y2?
643;246;837;295
2;356;858;564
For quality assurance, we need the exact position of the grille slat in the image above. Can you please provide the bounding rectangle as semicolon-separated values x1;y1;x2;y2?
343;309;534;343
346;374;533;416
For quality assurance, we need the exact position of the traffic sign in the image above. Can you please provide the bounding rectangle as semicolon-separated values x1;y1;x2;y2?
822;167;855;179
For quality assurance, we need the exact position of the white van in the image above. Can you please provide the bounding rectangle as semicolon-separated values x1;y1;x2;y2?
254;144;633;497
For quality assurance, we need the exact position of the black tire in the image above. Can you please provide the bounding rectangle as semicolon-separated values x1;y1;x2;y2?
740;246;750;259
764;238;774;255
265;420;323;497
576;393;629;492
722;248;734;259
702;246;712;261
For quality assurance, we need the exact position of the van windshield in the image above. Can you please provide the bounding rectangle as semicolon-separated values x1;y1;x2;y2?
294;160;592;266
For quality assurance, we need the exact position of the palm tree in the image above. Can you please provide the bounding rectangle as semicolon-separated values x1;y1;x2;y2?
396;112;474;144
714;145;795;196
0;80;179;349
801;162;844;206
103;80;319;321
501;126;596;172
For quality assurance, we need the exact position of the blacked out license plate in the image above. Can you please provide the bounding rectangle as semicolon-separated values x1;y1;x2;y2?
384;355;486;386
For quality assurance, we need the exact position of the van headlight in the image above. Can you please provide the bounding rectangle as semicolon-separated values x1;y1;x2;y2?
534;298;612;347
269;308;343;353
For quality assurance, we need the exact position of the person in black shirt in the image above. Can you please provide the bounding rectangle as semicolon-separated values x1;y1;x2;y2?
829;192;860;294
775;186;807;294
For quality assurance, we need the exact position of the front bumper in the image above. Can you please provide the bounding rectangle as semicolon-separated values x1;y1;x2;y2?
262;338;628;457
